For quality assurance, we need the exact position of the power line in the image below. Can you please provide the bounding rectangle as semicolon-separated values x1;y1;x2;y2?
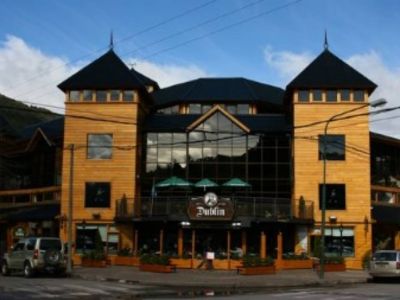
5;0;217;95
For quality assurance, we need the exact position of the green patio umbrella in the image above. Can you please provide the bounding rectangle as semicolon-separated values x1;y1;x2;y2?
222;178;251;188
194;178;218;191
155;176;193;188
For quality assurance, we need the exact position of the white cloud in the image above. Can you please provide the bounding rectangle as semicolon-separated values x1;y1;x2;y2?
127;58;209;88
264;46;313;81
0;35;78;112
264;46;400;138
0;35;210;113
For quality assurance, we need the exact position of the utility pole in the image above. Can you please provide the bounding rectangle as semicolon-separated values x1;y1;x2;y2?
67;144;75;275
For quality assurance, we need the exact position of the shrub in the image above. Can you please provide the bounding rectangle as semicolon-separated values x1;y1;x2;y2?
81;250;106;261
282;252;309;260
140;254;171;266
242;255;274;267
117;247;133;257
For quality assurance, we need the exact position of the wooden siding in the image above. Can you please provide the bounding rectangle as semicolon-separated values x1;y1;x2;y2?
293;95;372;269
60;102;139;242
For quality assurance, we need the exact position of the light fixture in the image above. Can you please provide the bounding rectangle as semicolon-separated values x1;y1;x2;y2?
232;222;242;227
180;221;191;227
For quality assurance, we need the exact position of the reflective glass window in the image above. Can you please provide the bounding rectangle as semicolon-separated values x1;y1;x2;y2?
319;184;346;210
189;104;201;114
96;90;107;102
69;91;80;102
85;182;110;208
123;90;135;102
319;135;345;160
87;134;112;159
110;90;120;101
340;89;350;101
313;90;323;102
354;90;364;102
237;104;249;114
83;90;93;102
298;90;309;102
326;90;337;102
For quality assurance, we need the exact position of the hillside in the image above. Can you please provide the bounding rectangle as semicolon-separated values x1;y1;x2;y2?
0;93;60;133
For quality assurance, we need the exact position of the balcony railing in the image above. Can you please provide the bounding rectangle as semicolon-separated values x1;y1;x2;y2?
371;184;400;205
0;186;61;208
116;196;314;221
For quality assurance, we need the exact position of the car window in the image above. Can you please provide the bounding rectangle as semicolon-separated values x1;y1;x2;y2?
13;242;25;251
26;238;36;251
39;239;62;251
373;252;397;261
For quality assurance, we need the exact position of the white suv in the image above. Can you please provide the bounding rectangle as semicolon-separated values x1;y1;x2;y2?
369;250;400;280
1;237;66;277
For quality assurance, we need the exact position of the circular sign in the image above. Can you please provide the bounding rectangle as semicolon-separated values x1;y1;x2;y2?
204;192;218;207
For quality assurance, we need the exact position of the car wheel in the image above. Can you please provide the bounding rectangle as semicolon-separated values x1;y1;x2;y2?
24;262;34;278
1;261;10;276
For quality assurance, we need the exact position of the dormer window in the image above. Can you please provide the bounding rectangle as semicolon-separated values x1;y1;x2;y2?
123;90;135;102
110;90;120;101
326;90;337;102
83;90;93;102
96;91;107;102
298;90;309;102
69;91;80;102
354;90;364;102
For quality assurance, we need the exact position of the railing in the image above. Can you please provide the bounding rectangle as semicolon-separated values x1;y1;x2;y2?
0;186;61;208
116;196;314;221
371;185;400;205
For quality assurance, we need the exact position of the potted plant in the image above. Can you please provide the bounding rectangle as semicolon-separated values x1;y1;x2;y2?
281;252;313;269
316;256;346;272
238;255;275;275
139;254;176;273
114;247;139;266
81;250;107;267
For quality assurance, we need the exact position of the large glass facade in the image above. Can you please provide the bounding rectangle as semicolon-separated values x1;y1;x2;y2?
142;111;291;199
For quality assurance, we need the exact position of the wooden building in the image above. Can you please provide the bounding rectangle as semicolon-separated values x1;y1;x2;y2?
55;45;396;269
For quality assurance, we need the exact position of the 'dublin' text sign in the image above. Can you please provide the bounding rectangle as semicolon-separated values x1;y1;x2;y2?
187;192;234;221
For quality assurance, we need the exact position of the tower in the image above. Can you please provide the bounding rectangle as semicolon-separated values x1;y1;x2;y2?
287;48;377;269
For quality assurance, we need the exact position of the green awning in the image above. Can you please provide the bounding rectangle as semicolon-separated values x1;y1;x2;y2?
194;178;218;188
155;176;193;188
222;178;251;188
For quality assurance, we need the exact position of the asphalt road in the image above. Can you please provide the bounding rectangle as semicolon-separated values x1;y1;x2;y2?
1;275;400;300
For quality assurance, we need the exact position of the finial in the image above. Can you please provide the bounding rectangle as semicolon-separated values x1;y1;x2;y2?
109;30;114;50
128;62;136;70
324;29;329;50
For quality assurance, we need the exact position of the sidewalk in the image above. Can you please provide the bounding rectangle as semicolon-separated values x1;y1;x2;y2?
73;266;370;289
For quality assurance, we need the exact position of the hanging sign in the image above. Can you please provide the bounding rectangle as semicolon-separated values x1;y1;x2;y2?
187;192;234;221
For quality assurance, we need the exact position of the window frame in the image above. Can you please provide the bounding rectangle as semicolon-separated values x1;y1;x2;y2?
122;90;135;102
69;91;80;102
312;90;323;102
83;90;93;102
319;183;346;210
319;134;345;161
85;182;111;208
298;90;309;102
326;90;337;102
353;90;365;102
87;133;113;160
95;90;108;102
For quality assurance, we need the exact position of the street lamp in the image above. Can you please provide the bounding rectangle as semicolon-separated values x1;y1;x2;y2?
319;98;386;280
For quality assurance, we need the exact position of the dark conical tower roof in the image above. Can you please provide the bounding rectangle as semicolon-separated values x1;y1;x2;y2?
287;49;377;93
58;50;157;91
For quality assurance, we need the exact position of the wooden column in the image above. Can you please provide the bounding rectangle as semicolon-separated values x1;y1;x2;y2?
241;231;247;255
191;229;196;269
134;229;138;256
159;229;164;255
178;228;183;257
277;231;283;270
227;230;231;269
260;231;267;259
395;231;400;250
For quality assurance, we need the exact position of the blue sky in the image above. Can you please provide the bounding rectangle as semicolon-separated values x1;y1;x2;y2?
0;0;399;135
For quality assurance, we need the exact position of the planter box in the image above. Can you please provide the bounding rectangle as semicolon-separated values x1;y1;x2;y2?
81;258;107;268
114;256;139;266
238;265;276;275
139;264;176;273
170;258;192;269
316;263;346;272
281;259;313;270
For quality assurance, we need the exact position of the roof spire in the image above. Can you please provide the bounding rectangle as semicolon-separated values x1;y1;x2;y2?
324;29;329;50
109;30;114;50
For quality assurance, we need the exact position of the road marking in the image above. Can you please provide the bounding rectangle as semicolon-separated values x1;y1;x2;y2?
63;283;111;295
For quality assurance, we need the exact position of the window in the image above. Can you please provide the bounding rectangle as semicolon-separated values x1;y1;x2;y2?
158;106;179;114
226;105;237;114
319;184;346;210
123;90;135;102
326;90;337;102
237;104;249;114
189;104;201;114
85;182;111;208
319;135;345;160
340;89;350;101
83;90;93;102
96;91;107;102
87;134;113;159
202;105;211;113
26;238;36;251
298;90;309;102
312;227;354;257
354;90;364;102
110;90;120;101
312;90;322;102
76;224;119;253
69;91;80;102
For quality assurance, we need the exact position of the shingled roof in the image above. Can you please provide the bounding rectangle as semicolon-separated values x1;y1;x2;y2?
58;50;157;91
152;78;284;108
287;49;377;92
